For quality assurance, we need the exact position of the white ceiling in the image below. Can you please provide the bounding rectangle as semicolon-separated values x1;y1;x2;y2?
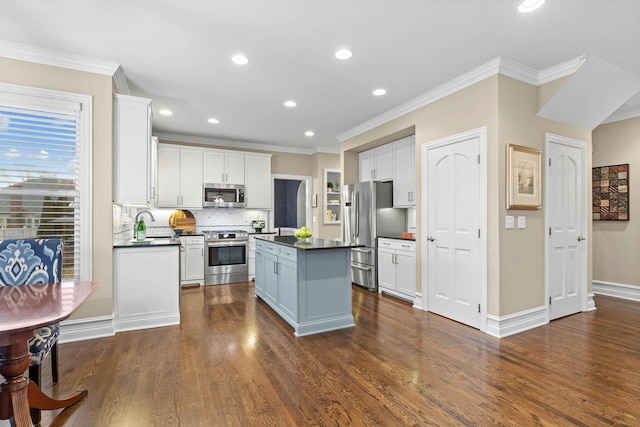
1;1;639;153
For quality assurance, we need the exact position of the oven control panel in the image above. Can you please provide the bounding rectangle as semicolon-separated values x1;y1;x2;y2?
205;230;249;241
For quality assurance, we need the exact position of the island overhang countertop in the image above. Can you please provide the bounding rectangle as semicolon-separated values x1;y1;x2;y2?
255;235;363;250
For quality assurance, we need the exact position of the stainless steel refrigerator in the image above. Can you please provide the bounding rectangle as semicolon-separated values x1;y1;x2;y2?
343;181;407;291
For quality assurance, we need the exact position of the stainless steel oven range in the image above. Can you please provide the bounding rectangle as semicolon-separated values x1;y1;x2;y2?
204;230;249;285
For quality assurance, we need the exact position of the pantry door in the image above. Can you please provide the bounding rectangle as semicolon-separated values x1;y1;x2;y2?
423;128;486;330
546;134;587;320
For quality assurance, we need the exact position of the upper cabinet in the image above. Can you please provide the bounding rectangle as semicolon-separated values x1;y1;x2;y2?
244;154;272;209
113;94;153;206
157;144;203;209
393;135;416;207
203;150;245;185
359;144;393;182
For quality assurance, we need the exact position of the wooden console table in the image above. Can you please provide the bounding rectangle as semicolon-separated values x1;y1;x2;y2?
0;280;99;427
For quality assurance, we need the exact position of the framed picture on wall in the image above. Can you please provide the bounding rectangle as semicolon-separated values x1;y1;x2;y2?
506;144;542;209
593;164;629;220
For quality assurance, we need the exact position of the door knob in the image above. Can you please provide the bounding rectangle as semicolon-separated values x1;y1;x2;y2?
427;236;435;242
577;236;586;241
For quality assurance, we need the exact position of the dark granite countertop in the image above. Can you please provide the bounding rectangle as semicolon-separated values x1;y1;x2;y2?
255;235;363;250
113;237;181;248
378;235;416;242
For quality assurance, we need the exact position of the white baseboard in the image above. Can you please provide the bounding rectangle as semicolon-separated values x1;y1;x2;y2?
60;315;115;343
413;292;424;310
586;292;597;311
486;305;548;338
114;314;180;333
593;280;640;302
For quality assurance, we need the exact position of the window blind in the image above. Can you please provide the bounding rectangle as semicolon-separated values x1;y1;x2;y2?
0;90;88;280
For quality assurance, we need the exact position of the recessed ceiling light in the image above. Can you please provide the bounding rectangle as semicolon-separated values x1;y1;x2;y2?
208;118;219;124
305;131;314;137
231;54;249;65
373;89;387;96
518;0;545;13
335;49;353;60
159;109;173;116
284;100;297;108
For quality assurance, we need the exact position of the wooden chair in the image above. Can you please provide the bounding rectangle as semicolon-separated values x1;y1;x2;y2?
0;238;63;424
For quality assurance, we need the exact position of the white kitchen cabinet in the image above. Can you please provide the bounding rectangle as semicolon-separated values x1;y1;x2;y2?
114;245;180;332
359;143;393;182
378;238;416;301
113;94;153;206
203;150;245;185
393;135;416;207
149;136;159;208
244;154;272;208
324;168;342;224
157;144;203;208
180;235;204;286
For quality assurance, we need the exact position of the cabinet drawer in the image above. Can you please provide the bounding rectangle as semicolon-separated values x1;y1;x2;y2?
255;239;265;250
378;238;415;252
278;246;297;262
265;242;278;255
185;236;204;245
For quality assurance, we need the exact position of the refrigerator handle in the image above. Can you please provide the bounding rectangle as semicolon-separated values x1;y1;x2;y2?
355;190;359;237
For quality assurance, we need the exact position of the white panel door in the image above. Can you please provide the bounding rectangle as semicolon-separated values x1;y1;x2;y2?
547;137;585;320
427;136;481;328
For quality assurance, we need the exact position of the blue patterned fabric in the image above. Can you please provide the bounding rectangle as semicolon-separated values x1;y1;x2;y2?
0;239;63;365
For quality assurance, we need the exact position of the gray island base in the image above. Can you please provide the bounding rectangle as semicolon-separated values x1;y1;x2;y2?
254;236;358;336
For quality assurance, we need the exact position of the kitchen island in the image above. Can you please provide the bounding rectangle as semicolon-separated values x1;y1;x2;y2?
254;236;359;336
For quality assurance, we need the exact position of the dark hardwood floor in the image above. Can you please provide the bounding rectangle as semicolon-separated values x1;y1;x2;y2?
31;284;640;426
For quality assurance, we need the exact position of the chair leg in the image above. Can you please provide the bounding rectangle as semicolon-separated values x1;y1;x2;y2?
28;364;43;425
51;342;59;383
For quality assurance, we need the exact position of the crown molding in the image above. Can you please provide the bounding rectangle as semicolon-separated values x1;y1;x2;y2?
0;40;120;77
537;55;587;85
112;65;130;95
154;132;339;155
338;56;589;143
337;58;504;142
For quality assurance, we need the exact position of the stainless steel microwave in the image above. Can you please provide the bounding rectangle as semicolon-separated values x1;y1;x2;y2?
203;183;245;208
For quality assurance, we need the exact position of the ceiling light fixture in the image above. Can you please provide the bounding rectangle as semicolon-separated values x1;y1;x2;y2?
159;109;173;116
284;100;297;107
231;54;249;65
305;131;314;137
335;49;353;60
518;0;545;13
373;89;387;96
208;118;219;124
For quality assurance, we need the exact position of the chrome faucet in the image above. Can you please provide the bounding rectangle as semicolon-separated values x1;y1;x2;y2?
135;210;156;224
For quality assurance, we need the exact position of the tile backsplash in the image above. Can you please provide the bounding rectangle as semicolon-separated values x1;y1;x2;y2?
113;205;270;241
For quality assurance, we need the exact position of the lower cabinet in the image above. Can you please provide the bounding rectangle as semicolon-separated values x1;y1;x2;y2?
249;232;276;281
378;238;416;301
180;235;204;286
114;245;180;331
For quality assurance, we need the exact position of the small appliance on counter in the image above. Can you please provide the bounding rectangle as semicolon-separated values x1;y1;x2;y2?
252;220;266;233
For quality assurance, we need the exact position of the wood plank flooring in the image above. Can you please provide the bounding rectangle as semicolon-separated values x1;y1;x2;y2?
29;284;640;426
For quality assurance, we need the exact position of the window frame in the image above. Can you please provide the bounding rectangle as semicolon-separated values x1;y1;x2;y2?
0;82;92;280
